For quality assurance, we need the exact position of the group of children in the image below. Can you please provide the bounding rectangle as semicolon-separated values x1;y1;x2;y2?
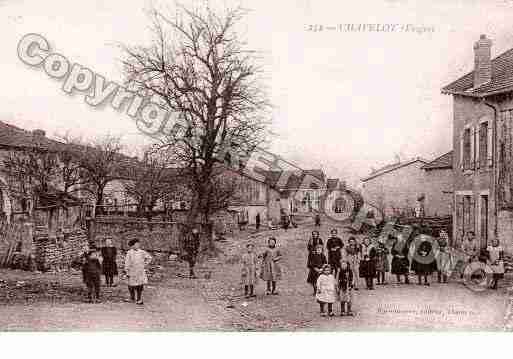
81;238;152;304
305;229;455;317
307;230;357;317
240;237;283;297
309;256;355;317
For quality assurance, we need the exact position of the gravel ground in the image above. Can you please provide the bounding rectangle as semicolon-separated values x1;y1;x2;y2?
0;223;510;331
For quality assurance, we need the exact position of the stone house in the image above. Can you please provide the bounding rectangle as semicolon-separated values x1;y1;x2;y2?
421;151;454;217
361;157;430;219
0;120;88;270
441;34;513;253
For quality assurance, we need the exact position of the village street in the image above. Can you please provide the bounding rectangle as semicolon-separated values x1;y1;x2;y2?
0;223;510;331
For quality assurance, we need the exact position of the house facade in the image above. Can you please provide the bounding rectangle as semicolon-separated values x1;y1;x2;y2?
361;158;430;219
421;151;454;217
442;34;513;253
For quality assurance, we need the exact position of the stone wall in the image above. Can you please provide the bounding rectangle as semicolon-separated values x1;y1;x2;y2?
362;161;428;218
0;206;88;271
423;168;453;217
88;217;212;258
452;95;495;247
89;217;181;252
33;228;88;271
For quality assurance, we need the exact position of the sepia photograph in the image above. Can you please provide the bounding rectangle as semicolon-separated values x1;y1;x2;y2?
1;0;513;340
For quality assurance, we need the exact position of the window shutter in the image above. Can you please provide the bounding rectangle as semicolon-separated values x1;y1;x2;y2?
470;126;475;169
460;132;464;171
455;195;464;241
487;124;493;167
470;195;476;233
476;125;481;169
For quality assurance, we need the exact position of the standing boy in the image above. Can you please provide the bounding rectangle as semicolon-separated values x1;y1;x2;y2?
82;247;102;303
326;229;344;277
125;239;152;305
185;228;201;279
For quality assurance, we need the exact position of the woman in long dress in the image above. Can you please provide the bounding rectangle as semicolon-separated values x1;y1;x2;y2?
410;238;437;286
260;237;282;295
307;244;327;295
101;238;118;287
391;234;410;284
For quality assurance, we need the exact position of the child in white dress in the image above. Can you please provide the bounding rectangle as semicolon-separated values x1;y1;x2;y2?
316;264;337;317
487;239;504;290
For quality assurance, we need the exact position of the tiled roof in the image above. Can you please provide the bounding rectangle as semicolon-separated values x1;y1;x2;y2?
441;48;513;97
304;169;326;182
327;178;339;190
0;120;181;181
261;169;326;190
361;158;429;182
421;151;453;170
0;120;64;150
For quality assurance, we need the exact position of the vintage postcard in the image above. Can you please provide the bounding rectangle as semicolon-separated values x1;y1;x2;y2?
0;0;512;334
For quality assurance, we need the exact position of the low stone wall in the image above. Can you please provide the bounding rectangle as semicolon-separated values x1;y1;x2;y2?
33;229;88;271
88;217;211;256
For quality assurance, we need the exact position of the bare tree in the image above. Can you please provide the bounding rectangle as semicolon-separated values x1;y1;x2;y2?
120;3;271;226
55;133;89;195
122;146;179;219
2;148;59;210
202;168;242;222
73;136;124;213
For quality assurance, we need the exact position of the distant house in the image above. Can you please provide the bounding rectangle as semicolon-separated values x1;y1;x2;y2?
441;34;513;252
361;157;430;219
0;120;68;220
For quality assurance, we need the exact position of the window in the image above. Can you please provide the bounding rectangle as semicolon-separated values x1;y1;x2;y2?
461;119;493;171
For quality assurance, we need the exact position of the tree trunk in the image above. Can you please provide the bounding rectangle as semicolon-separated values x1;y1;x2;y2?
95;188;104;215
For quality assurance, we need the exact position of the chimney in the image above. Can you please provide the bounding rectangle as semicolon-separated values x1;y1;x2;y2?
473;34;492;88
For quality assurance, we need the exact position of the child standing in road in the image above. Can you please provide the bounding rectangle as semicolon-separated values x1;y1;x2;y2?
241;243;258;298
82;247;102;303
359;254;376;290
125;239;153;305
260;237;282;295
307;244;327;295
436;244;453;284
375;241;390;285
338;260;354;316
316;264;337;317
487;239;505;290
344;237;361;290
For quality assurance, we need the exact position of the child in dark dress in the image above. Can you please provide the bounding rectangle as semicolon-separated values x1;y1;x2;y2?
82;247;102;303
307;244;327;295
391;235;410;284
359;254;376;290
375;241;390;285
101;238;118;287
411;238;437;286
338;261;354;316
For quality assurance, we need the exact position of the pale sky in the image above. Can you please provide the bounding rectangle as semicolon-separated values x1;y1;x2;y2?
3;0;513;187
